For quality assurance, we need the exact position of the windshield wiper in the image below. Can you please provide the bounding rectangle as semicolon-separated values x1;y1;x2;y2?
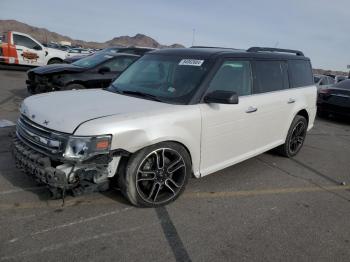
121;90;163;102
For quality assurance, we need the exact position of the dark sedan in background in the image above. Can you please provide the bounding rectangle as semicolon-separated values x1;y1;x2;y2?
26;52;139;94
64;46;155;63
317;79;350;118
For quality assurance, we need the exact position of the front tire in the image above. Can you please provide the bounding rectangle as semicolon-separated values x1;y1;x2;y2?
120;142;191;207
276;115;307;158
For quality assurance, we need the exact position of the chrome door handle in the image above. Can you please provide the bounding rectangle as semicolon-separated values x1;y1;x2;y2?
288;98;296;104
246;106;258;113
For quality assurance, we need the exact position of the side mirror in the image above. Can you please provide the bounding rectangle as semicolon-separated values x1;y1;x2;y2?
204;90;239;104
98;66;111;74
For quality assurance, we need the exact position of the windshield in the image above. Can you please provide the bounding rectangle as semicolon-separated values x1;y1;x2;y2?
314;76;320;83
108;55;212;104
72;53;113;68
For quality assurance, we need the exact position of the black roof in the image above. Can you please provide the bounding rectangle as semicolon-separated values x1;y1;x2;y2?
149;47;310;60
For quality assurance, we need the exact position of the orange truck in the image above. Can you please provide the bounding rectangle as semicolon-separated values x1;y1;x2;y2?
0;31;67;66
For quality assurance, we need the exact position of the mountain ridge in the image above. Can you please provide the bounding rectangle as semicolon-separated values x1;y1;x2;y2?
0;19;184;49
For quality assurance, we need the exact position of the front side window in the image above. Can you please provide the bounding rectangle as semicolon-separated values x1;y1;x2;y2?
206;60;252;96
254;60;289;94
109;55;212;104
289;60;313;88
13;34;39;49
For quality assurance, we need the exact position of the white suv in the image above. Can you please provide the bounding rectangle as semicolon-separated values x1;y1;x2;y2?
12;47;317;207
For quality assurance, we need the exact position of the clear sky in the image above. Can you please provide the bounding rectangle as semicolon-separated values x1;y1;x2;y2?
1;0;349;71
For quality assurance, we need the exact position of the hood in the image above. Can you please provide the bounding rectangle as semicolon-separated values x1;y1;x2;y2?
29;64;85;75
20;89;170;134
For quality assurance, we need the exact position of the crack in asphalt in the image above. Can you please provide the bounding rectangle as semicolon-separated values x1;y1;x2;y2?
257;157;350;203
6;207;133;244
0;222;157;261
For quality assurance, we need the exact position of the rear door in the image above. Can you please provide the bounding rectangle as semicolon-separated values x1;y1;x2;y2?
251;60;293;149
12;33;45;66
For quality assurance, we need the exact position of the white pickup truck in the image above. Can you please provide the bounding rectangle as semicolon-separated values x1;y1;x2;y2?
0;31;67;66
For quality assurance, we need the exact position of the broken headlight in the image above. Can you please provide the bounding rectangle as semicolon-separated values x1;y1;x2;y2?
63;135;112;161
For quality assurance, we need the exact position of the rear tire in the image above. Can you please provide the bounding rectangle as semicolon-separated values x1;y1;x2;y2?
276;115;307;158
120;142;191;207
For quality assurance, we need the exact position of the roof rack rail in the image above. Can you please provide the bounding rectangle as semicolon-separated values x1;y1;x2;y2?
190;46;238;50
247;47;304;56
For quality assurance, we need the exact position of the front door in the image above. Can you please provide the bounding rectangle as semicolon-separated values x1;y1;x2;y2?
200;59;262;176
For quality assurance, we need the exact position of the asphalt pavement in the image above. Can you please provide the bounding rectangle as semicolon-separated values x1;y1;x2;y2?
0;69;349;262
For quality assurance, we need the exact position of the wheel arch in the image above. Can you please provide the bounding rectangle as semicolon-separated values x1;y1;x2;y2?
65;80;86;87
47;57;63;64
296;109;309;125
282;107;311;142
116;139;197;178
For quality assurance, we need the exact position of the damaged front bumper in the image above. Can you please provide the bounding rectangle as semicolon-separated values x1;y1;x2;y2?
12;136;121;198
12;137;69;189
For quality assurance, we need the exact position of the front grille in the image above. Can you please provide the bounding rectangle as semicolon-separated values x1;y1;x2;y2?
16;115;68;156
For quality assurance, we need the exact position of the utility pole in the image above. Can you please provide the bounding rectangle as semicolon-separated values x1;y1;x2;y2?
192;28;196;46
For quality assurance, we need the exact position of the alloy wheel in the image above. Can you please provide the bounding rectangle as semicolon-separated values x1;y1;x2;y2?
289;121;306;154
135;148;186;204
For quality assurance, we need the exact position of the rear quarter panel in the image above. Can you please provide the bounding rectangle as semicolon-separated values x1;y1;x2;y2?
283;85;317;139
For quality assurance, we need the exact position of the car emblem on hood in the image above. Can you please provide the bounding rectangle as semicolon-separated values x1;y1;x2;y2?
31;114;35;119
43;120;49;125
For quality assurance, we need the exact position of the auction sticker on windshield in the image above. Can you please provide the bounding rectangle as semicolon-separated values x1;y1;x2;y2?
179;59;204;66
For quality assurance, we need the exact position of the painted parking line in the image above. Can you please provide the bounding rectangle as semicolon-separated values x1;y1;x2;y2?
1;185;349;210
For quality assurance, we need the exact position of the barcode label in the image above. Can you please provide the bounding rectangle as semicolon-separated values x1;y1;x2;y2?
179;59;204;66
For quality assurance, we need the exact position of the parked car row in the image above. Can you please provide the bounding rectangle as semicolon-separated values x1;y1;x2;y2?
317;79;350;118
0;30;155;68
63;46;155;63
26;52;140;93
314;74;348;89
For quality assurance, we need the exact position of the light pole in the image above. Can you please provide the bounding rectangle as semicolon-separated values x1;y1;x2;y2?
192;29;196;46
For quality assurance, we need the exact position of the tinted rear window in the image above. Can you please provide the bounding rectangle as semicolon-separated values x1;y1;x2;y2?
254;61;289;94
288;60;313;88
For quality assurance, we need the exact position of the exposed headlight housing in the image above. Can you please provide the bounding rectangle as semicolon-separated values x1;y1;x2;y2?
63;135;112;161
